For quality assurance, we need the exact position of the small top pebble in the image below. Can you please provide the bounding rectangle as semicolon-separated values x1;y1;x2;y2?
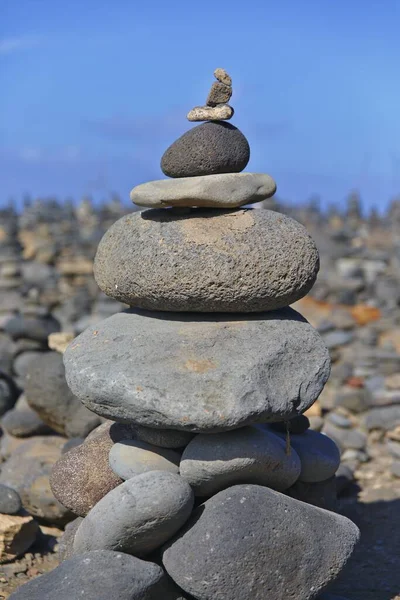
214;68;232;86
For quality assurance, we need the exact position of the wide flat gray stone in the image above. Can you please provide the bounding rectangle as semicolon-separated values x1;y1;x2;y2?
130;173;276;209
180;426;301;496
73;471;194;557
93;208;320;312
162;484;360;600
63;308;331;432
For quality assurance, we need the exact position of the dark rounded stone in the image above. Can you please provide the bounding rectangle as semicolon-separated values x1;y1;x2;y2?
269;415;310;435
161;122;250;178
0;370;18;416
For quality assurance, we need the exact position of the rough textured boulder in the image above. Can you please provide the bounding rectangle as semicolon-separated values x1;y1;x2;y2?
93;208;320;312
64;308;331;432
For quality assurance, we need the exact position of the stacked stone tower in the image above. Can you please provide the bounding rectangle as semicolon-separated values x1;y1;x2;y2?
13;70;359;600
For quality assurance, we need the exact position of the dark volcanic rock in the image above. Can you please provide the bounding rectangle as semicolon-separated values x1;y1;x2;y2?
161;121;250;178
162;484;359;600
94;208;320;313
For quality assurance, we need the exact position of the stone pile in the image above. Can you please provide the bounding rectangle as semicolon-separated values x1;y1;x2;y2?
10;71;359;600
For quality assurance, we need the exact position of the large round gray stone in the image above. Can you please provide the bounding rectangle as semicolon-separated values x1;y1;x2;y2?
63;308;331;432
271;429;341;483
94;208;320;312
73;471;194;557
109;439;181;480
180;426;301;496
161;121;250;178
130;173;276;209
162;484;360;600
9;550;182;600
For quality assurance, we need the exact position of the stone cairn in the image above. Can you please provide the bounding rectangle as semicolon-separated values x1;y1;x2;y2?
12;69;359;600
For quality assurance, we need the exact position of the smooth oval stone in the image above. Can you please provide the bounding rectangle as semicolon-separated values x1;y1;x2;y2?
187;104;233;122
0;483;22;514
94;208;320;312
130;173;276;209
109;439;181;480
9;550;183;600
161;122;250;178
64;308;331;433
73;471;194;557
180;426;301;496
133;425;194;449
162;484;360;600
272;429;341;482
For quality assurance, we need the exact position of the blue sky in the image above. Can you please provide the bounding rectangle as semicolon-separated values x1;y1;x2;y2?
1;0;400;210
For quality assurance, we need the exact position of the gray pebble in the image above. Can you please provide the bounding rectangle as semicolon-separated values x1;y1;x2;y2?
271;429;341;482
109;439;181;480
0;483;22;514
180;426;301;496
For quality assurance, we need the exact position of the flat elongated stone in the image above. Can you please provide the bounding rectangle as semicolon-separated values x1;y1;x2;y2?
73;472;194;557
187;104;233;122
63;308;330;432
180;426;301;496
161;122;249;178
94;209;319;312
162;484;360;600
130;173;276;209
